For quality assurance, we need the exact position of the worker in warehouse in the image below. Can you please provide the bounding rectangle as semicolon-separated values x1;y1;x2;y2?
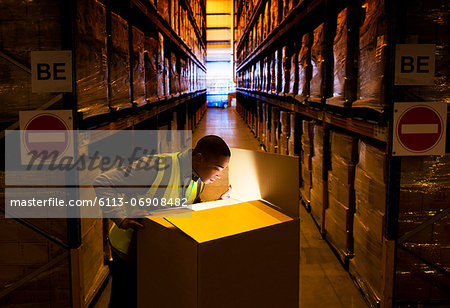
94;135;231;307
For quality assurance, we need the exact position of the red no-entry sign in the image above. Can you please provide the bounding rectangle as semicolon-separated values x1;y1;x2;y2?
20;110;73;165
393;102;447;156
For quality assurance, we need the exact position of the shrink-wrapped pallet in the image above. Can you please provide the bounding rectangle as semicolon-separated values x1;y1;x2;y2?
325;194;353;261
396;154;450;303
270;0;279;31
353;0;387;111
75;0;109;118
309;23;325;103
288;113;296;156
144;36;158;102
300;120;314;203
170;0;179;35
170;52;179;95
110;13;131;111
157;0;170;24
263;1;270;39
350;140;387;303
262;57;268;92
288;48;297;96
164;56;170;97
281;46;290;94
132;27;145;107
327;8;357;107
296;33;310;102
157;33;166;98
279;111;290;155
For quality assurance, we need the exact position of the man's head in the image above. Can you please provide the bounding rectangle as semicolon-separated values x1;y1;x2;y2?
192;135;231;184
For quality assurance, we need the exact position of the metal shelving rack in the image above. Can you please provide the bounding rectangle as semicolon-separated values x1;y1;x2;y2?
234;0;450;307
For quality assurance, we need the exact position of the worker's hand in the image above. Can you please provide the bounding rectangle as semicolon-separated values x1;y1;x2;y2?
118;218;144;230
219;185;232;200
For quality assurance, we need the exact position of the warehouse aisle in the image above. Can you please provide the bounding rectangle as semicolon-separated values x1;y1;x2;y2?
193;106;368;308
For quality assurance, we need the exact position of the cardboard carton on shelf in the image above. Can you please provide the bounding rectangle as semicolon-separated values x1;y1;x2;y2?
137;149;300;308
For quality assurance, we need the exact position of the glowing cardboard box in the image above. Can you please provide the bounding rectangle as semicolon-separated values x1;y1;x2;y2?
137;149;300;308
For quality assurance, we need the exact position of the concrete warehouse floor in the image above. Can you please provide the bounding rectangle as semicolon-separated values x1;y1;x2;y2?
91;106;368;308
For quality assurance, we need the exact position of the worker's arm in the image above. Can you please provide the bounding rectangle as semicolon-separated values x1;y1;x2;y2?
93;156;160;228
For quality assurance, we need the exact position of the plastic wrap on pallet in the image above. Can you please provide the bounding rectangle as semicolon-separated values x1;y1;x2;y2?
310;175;324;226
110;13;131;111
330;131;357;163
301;119;314;147
74;0;109;118
354;0;387;110
144;36;158;102
396;154;450;302
282;46;291;94
402;2;450;104
170;0;179;34
313;124;324;156
157;0;170;23
330;154;355;185
169;52;179;95
272;50;279;93
157;33;165;98
327;8;350;107
296;33;310;101
328;172;352;208
350;214;383;301
300;184;311;203
164;56;170;97
310;23;326;102
399;155;450;213
0;0;61;124
358;140;387;184
288;49;297;95
355;166;386;214
270;0;278;32
132;27;145;107
263;1;270;39
325;193;352;260
288;113;296;155
279;111;290;155
262;57;268;92
270;107;280;153
311;154;323;180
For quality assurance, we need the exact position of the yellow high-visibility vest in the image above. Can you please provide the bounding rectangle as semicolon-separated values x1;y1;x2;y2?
109;153;204;256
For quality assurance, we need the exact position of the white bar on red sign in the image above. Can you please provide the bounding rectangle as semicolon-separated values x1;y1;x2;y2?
28;132;66;143
401;124;438;134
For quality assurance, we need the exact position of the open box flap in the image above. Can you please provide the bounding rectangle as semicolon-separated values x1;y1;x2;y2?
164;200;292;243
229;148;299;217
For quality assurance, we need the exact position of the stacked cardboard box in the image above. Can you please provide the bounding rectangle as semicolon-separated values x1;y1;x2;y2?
325;131;358;263
300;120;314;204
310;124;324;227
350;140;387;303
395;155;450;303
309;23;325;104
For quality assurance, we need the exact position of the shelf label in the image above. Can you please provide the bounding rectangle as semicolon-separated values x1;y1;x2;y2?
31;51;73;92
395;44;435;85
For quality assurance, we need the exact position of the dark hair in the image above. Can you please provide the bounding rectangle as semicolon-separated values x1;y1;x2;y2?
193;135;231;159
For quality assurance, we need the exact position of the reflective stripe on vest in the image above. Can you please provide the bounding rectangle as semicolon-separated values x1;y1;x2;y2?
109;153;201;256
